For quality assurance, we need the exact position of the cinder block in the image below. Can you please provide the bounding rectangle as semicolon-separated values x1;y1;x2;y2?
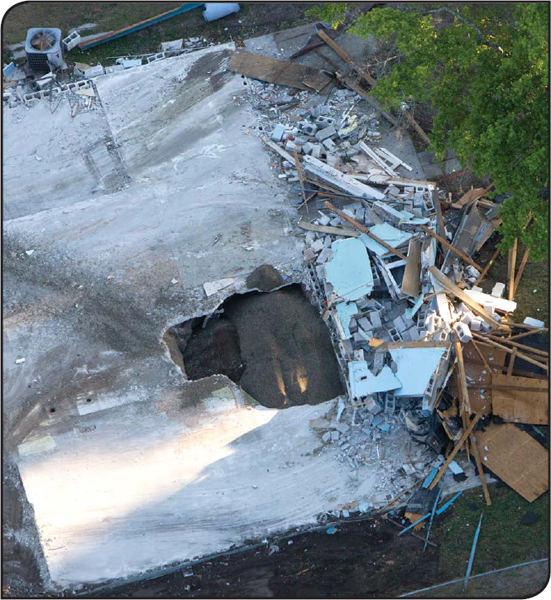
491;282;506;298
62;31;81;52
271;124;286;142
315;124;336;142
453;321;472;344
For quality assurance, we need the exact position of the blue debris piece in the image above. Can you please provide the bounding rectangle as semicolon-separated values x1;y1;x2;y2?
436;491;463;515
422;468;438;489
326;527;337;535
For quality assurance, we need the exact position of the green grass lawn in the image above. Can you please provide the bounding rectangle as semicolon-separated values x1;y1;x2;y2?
434;484;549;580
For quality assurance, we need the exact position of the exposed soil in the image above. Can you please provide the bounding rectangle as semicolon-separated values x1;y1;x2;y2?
88;518;442;598
246;264;284;292
174;285;344;408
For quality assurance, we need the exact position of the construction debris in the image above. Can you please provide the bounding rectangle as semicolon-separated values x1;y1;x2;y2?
239;41;547;510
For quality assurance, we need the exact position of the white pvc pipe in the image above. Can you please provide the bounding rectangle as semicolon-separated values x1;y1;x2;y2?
203;3;240;22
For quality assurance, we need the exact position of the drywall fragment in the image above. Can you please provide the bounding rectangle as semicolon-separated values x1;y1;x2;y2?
348;362;401;398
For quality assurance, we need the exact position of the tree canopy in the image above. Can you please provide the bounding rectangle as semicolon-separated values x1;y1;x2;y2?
309;3;549;259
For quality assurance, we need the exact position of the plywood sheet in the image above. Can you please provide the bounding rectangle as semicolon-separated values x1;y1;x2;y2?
449;342;506;414
475;422;548;502
227;51;333;92
491;374;548;424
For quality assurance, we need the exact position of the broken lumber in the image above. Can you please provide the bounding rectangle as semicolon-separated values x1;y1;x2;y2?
429;413;483;490
487;335;549;358
469;433;492;506
317;29;376;85
507;238;518;301
335;72;398;127
421;225;483;272
509;328;548;341
455;341;471;415
513;247;530;296
428;267;501;329
263;137;294;162
227;50;333;93
433;188;445;239
324;201;407;260
471;333;548;372
474;247;500;286
402;109;432;147
297;218;360;238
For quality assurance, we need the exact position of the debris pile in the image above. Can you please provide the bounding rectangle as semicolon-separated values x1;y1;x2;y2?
230;31;549;521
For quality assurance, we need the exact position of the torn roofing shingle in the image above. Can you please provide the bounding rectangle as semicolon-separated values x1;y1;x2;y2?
325;238;374;301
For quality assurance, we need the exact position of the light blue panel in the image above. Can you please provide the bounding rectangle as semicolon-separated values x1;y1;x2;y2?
389;347;447;397
348;361;401;397
405;293;424;319
359;223;412;256
334;302;358;339
325;238;373;301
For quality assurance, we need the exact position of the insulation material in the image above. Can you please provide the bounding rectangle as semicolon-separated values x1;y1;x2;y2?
491;374;548;424
348;362;401;398
334;302;358;340
325;238;374;301
358;224;412;257
389;346;448;397
475;422;548;502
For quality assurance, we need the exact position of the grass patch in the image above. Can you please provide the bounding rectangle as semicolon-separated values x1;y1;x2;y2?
434;485;548;580
2;2;317;65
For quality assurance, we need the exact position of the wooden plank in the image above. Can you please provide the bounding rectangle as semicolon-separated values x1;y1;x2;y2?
383;341;450;349
421;225;483;272
317;29;376;85
475;422;548;502
429;413;483;490
293;149;308;212
324;201;407;260
336;72;398;127
262;137;294;162
471;333;548;371
429;267;501;329
401;239;421;297
403;109;432;147
474;247;500;286
513;247;530;296
491;373;548;424
507;238;518;301
455;341;471;415
433;188;445;239
227;51;333;92
509;328;547;341
469;433;492;506
507;347;517;378
297;218;360;238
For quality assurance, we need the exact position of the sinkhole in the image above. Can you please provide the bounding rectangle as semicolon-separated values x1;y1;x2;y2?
165;284;344;409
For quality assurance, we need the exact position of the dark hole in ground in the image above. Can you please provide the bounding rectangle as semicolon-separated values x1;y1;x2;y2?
167;285;344;409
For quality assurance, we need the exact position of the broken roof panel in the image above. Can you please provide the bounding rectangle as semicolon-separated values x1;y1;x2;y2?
325;238;374;301
359;223;412;257
348;361;402;398
389;346;448;397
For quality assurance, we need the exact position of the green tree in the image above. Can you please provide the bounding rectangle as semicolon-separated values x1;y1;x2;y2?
309;3;549;259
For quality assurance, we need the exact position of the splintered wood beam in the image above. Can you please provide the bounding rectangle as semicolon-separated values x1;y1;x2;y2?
433;188;445;239
455;341;471;415
429;413;483;490
487;335;549;357
474;247;500;286
324;201;407;260
317;29;376;86
428;267;501;329
513;247;530;296
471;333;548;372
507;238;518;301
508;328;548;341
421;225;483;272
469;432;492;506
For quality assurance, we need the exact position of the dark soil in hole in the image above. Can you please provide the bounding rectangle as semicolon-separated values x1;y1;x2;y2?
173;285;344;408
245;264;284;292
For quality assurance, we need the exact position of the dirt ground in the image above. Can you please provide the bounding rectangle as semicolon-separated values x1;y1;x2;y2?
86;485;549;599
180;284;344;409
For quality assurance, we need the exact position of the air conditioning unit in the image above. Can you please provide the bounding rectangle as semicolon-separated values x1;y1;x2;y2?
25;28;63;73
